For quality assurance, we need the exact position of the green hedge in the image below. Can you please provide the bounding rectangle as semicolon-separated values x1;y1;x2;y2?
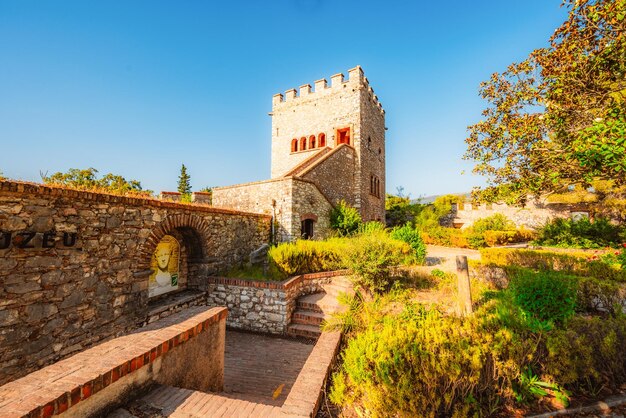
480;248;626;282
267;238;347;277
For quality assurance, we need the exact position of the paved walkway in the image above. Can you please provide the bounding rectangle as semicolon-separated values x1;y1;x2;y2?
118;330;316;417
223;330;314;405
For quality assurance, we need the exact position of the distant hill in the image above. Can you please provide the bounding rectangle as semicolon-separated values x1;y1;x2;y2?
411;193;470;205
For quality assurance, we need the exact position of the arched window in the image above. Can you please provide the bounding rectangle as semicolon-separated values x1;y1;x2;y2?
318;133;326;147
300;137;307;151
309;135;316;149
370;175;381;198
291;138;298;153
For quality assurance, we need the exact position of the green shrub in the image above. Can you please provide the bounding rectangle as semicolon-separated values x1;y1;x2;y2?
535;217;624;249
483;229;536;247
343;230;411;293
465;214;516;248
330;299;539;417
576;276;626;315
268;239;346;276
619;245;626;271
330;200;362;236
508;269;577;329
473;213;516;233
421;226;470;248
357;221;386;235
545;316;626;390
330;272;626;417
390;223;426;265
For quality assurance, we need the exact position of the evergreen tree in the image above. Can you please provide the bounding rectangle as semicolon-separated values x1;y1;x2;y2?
177;164;191;195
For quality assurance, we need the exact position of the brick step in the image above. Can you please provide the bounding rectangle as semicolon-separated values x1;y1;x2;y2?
322;286;354;297
291;309;326;326
286;323;322;339
296;300;325;314
115;384;281;417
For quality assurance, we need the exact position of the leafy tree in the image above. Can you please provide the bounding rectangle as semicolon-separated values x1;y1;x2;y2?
414;195;461;230
330;200;362;236
41;167;151;196
177;164;192;198
546;179;626;221
465;0;626;204
385;194;423;227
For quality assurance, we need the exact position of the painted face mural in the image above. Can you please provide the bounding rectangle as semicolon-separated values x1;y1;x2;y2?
149;235;179;297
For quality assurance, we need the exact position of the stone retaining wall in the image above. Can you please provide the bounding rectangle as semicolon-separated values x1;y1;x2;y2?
205;270;349;334
0;180;270;385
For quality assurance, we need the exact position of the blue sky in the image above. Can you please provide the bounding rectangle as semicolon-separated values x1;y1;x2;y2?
0;1;568;197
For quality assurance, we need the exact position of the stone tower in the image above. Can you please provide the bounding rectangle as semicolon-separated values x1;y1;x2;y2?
269;66;386;222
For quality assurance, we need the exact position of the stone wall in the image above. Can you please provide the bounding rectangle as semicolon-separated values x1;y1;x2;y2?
212;177;333;241
0;180;270;384
204;271;348;334
451;201;591;229
301;145;356;207
358;80;387;222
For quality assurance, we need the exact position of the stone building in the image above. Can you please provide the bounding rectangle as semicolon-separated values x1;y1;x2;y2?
212;66;387;241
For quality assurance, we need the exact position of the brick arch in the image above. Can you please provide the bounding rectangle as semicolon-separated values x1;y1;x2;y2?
300;213;318;222
136;213;212;271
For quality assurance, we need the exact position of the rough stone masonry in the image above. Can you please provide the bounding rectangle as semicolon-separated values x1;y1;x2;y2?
0;180;270;385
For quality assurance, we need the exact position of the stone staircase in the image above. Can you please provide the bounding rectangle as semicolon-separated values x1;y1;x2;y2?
287;278;353;339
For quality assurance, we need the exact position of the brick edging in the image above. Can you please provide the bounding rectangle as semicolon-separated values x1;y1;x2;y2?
207;270;350;290
283;270;350;289
0;307;227;418
281;331;342;417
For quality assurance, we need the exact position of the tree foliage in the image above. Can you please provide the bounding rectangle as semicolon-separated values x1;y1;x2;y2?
413;194;461;230
42;167;151;196
177;164;192;195
385;194;423;227
330;200;362;236
466;0;626;204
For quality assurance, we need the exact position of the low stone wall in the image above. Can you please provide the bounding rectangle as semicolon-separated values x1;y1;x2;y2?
0;180;270;385
0;306;226;418
205;270;349;334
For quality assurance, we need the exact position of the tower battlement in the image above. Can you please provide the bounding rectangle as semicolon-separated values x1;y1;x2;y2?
272;66;384;114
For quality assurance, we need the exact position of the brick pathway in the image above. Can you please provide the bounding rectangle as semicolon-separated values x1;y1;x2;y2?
118;330;316;417
223;330;315;405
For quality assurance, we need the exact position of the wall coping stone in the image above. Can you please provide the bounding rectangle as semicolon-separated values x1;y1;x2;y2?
147;290;206;317
0;180;270;219
0;306;227;418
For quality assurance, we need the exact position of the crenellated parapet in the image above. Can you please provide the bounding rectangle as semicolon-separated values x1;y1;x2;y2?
272;65;384;114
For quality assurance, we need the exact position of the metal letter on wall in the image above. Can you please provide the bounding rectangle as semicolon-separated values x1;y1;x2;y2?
148;235;180;298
